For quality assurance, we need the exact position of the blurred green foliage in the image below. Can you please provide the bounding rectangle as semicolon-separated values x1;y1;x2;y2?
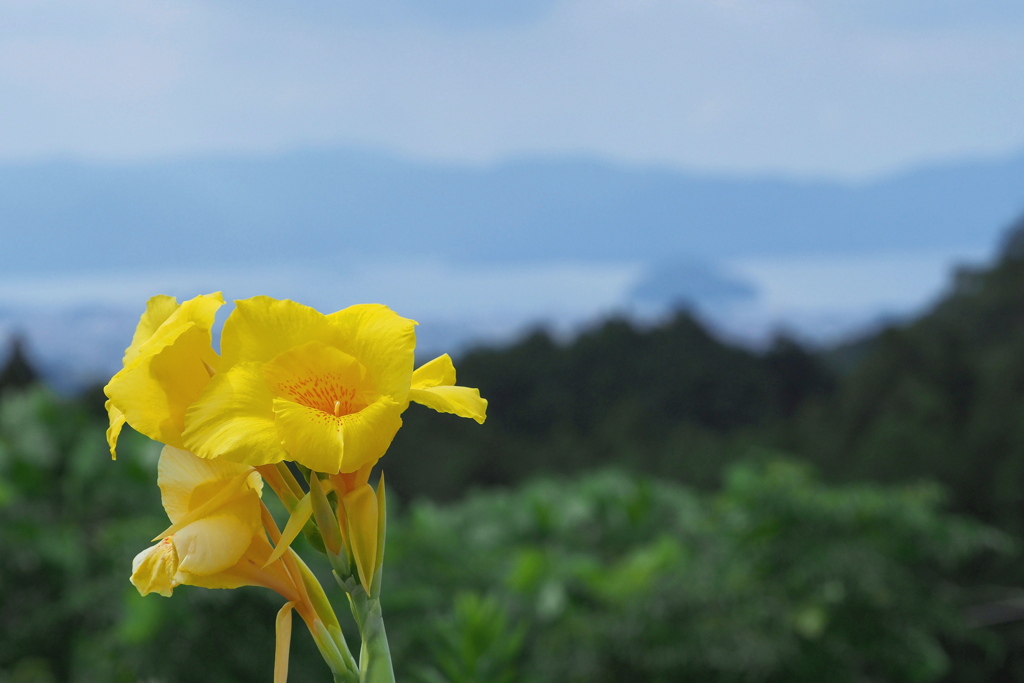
0;386;1012;681
386;460;1011;683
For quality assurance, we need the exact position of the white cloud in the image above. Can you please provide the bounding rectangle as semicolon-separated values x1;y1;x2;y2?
0;37;183;103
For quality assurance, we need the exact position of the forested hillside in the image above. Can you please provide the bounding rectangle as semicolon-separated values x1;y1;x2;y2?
386;313;835;499
789;217;1024;532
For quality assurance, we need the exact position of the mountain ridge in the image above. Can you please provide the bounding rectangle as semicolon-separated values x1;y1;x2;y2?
2;146;1023;275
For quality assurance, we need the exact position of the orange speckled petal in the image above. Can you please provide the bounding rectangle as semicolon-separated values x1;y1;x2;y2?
273;396;403;474
326;304;417;402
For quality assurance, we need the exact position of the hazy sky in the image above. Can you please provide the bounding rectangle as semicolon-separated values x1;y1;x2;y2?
2;0;1023;178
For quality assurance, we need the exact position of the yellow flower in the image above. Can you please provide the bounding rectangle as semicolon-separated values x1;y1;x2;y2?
131;446;354;683
104;293;224;459
181;296;486;474
130;446;296;599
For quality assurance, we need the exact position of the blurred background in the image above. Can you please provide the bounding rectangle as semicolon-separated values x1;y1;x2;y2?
3;0;1024;680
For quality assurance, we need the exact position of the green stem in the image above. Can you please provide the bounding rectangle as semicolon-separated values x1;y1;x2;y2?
309;618;360;683
347;589;395;683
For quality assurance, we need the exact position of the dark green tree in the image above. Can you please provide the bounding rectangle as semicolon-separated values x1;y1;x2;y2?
0;334;38;394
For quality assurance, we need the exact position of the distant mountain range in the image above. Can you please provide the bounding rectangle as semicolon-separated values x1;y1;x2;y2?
1;147;1023;391
2;148;1023;279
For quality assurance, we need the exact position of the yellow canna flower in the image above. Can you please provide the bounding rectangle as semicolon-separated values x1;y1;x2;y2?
180;296;486;474
130;445;297;598
104;293;224;459
131;446;356;683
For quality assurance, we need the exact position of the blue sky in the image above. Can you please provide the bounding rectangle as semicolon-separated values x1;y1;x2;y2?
2;0;1024;178
2;0;1023;380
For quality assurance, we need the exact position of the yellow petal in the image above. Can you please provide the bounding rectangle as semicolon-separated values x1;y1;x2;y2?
130;538;178;597
184;533;297;595
264;493;313;568
124;295;180;364
123;293;222;365
272;395;403;474
409;354;487;423
411;354;457;389
105;399;126;460
158;445;262;524
182;363;289;466
150;447;264;577
154;481;241;541
106;293;221;452
275;602;295;683
409;385;488;424
153;474;263;541
220;296;335;366
341;484;378;592
326;304;417;400
105;324;220;448
173;510;257;576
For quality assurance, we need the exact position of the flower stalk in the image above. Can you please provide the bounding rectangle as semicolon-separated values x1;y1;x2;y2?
347;589;395;683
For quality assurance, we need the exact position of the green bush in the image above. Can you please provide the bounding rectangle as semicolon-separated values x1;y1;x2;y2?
384;458;1012;683
0;387;1014;682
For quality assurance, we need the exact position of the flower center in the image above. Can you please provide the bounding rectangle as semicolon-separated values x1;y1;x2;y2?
263;341;377;419
275;372;368;417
